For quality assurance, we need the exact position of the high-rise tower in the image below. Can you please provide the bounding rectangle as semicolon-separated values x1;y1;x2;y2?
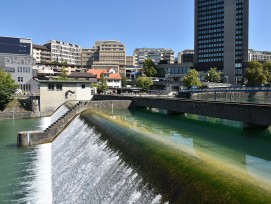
194;0;249;84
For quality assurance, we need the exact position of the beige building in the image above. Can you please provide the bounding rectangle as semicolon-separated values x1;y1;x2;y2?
39;80;96;116
126;56;135;66
248;49;271;62
33;44;51;64
81;40;126;74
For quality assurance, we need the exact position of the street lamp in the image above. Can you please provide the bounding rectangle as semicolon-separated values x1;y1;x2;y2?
224;76;228;84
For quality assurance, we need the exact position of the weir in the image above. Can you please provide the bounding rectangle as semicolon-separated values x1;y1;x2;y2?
17;100;131;147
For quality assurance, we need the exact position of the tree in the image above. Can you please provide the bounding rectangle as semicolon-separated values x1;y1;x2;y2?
183;69;202;88
143;59;157;77
59;67;68;80
244;61;268;86
0;68;19;110
121;74;128;87
136;76;153;91
97;74;108;94
205;67;221;82
263;61;271;84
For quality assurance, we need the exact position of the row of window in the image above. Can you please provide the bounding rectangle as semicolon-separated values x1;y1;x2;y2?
198;33;224;39
198;53;224;58
17;67;31;73
198;58;223;62
198;48;224;53
198;18;223;25
198;38;223;44
198;28;224;35
198;24;223;30
198;43;224;48
198;13;223;20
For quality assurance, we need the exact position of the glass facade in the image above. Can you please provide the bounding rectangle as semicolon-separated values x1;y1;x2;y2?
195;0;249;83
0;37;31;55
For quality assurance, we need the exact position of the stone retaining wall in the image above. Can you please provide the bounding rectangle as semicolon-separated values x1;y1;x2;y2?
17;100;131;147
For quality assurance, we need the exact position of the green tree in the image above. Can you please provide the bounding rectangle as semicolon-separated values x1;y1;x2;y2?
97;74;108;94
59;67;68;80
183;69;202;88
263;61;271;84
136;76;153;91
205;67;222;82
121;74;128;87
0;68;19;110
143;59;157;77
244;61;268;86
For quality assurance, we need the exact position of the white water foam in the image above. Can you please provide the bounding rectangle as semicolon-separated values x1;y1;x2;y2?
51;116;163;204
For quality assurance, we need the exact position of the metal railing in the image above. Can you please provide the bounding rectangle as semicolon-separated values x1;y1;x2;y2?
179;86;271;93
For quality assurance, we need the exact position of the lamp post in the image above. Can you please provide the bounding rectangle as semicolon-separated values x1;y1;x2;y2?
224;76;228;84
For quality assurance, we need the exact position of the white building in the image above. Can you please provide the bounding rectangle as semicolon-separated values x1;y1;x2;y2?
133;48;175;67
248;49;271;62
44;40;81;65
39;80;95;116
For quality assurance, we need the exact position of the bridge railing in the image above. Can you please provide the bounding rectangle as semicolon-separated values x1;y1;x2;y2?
179;86;271;93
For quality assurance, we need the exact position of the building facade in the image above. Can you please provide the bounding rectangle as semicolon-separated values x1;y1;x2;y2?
248;49;271;62
133;48;175;67
81;40;126;74
0;36;37;93
44;40;81;65
178;50;194;63
33;44;51;64
194;0;249;84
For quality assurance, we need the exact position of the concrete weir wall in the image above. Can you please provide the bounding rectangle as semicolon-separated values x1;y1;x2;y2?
17;100;131;147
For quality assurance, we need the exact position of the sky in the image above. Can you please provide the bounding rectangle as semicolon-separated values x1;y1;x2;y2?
0;0;270;56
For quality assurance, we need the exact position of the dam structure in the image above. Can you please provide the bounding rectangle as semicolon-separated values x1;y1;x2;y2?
17;100;131;147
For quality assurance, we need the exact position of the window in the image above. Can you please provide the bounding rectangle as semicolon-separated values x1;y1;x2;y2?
18;77;23;82
56;84;62;91
81;84;85;89
48;84;54;90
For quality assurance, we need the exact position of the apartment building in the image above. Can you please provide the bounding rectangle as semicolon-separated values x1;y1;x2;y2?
178;50;194;63
33;44;51;63
81;40;126;74
44;40;81;65
248;49;271;62
194;0;249;84
133;48;175;67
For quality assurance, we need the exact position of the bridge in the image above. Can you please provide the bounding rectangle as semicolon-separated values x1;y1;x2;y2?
94;95;271;129
179;86;271;93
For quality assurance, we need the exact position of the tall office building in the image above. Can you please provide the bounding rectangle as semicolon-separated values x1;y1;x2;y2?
194;0;249;84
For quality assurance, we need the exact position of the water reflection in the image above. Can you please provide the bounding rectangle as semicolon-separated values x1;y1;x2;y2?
107;108;271;187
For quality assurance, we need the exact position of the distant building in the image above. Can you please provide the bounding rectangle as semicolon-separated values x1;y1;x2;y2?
133;48;175;66
81;40;126;74
194;0;249;84
156;63;194;82
0;36;37;93
44;40;81;65
178;50;194;63
39;80;95;116
33;44;51;64
248;49;271;62
88;68;122;88
126;56;135;66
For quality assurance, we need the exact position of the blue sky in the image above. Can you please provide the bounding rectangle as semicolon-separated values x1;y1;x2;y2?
0;0;270;56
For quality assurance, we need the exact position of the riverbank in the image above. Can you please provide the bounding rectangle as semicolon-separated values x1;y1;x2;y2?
81;110;271;203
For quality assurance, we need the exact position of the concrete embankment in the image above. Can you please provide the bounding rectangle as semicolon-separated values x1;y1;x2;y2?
17;100;131;147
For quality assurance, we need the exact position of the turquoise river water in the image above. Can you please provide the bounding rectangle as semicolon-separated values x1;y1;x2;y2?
0;108;271;203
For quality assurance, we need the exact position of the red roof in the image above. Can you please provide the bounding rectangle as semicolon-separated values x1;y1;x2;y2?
87;69;107;79
107;73;122;80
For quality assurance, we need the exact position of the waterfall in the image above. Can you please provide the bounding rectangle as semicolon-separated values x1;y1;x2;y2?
50;104;69;124
51;116;163;204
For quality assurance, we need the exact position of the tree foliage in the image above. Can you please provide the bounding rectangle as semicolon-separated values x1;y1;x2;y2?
59;67;68;80
97;74;108;94
244;61;268;86
183;69;202;88
263;61;271;83
0;68;19;110
205;67;221;82
143;59;157;77
121;74;128;87
136;76;153;91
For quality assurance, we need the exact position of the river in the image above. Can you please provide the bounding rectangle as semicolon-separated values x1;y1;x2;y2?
0;108;271;203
